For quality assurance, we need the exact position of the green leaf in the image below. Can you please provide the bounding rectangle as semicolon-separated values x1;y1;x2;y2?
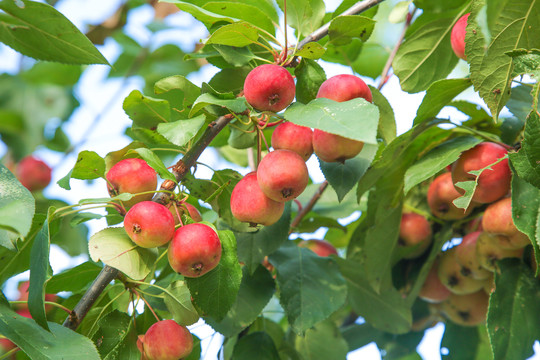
284;98;379;144
393;14;462;93
0;296;100;359
206;22;259;47
203;2;275;35
236;203;291;274
509;111;540;188
163;280;200;326
186;230;242;321
232;332;280;360
295;42;326;59
352;43;390;79
276;0;325;37
404;136;481;194
57;150;106;190
414;0;468;12
213;44;256;66
28;221;52;331
294;320;349;360
369;86;396;144
128;147;177;182
488;259;540;360
319;143;378;202
0;0;108;65
506;85;539;121
413;78;472;125
328;15;375;45
164;0;237;28
0;164;35;249
206;265;275;336
511;174;540;265
88;227;158;280
154;75;201;117
227;119;257;149
389;1;412;23
467;0;540;120
336;258;412;334
268;242;347;334
190;93;247;117
157;115;206;146
294;59;326;104
441;323;492;360
46;262;102;294
123;90;170;128
91;310;136;360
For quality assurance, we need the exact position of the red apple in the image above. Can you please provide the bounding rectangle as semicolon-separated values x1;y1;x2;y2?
243;64;295;112
316;74;372;103
450;13;470;60
419;260;452;303
168;223;222;277
139;320;193;360
454;232;491;280
398;213;432;259
106;158;157;209
298;239;338;257
124;201;175;248
437;248;485;295
169;201;203;224
271;122;313;161
482;197;529;248
230;172;285;226
441;290;488;326
451;142;511;204
16;281;57;312
257;149;309;202
476;232;524;272
427;172;473;220
15;155;52;192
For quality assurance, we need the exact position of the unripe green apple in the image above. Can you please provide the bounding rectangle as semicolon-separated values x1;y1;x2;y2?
451;142;511;204
475;232;524;272
427;172;473;220
230;172;285;226
437;248;485;295
450;13;470;60
168;223;222;277
124;201;175;248
243;64;295;112
441;290;488;327
15;155;52;192
106;158;157;209
398;213;432;259
139;320;193;360
298;239;338;257
454;231;491;280
418;260;452;303
257;149;309;202
482;197;529;248
271;122;313;161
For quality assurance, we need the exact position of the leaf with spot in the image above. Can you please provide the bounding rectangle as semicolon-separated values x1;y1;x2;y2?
328;15;375;45
57;151;106;190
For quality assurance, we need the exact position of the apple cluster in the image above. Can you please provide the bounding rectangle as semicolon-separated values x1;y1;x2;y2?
416;142;530;326
231;65;373;227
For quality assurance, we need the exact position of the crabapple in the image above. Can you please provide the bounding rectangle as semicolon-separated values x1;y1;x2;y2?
106;158;157;209
475;232;524;272
312;74;371;163
257;149;309;202
482;197;529;248
454;232;491;280
398;213;432;259
298;239;338;257
451;142;511;204
437;248;485;295
243;64;295;112
450;13;470;60
427;172;473;220
230;172;285;226
15;155;52;192
271;122;313;161
418;260;452;303
169;201;203;224
16;281;57;313
441;290;489;326
124;201;175;248
168;223;222;277
139;320;193;360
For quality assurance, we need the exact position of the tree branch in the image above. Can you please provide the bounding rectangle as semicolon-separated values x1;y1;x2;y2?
289;180;329;231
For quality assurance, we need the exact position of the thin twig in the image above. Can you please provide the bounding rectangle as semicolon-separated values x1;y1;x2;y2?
289;180;329;231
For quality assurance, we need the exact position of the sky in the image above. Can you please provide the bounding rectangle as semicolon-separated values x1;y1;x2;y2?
1;0;539;359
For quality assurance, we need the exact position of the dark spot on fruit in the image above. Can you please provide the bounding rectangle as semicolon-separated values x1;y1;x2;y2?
132;224;142;234
457;310;471;321
281;188;293;198
448;274;460;287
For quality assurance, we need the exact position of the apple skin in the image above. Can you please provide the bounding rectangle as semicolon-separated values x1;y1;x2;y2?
271;122;313;161
139;320;193;360
168;223;222;277
427;172;473;220
106;158;157;209
419;260;452;303
441;290;488;326
437;248;485;295
243;64;295;112
257;149;309;202
476;232;524;272
454;231;491;280
316;74;372;103
169;202;203;224
450;13;470;60
16;281;57;313
451;142;511;204
482;197;530;248
124;201;175;248
298;239;338;257
15;155;52;192
398;213;432;259
230;172;285;226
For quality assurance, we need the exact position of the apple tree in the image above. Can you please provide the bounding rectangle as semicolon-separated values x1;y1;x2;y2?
1;0;540;359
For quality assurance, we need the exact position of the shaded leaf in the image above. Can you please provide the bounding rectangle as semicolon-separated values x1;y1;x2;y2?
328;15;375;45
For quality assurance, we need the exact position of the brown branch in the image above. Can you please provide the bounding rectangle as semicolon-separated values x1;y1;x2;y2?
289;180;329;232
